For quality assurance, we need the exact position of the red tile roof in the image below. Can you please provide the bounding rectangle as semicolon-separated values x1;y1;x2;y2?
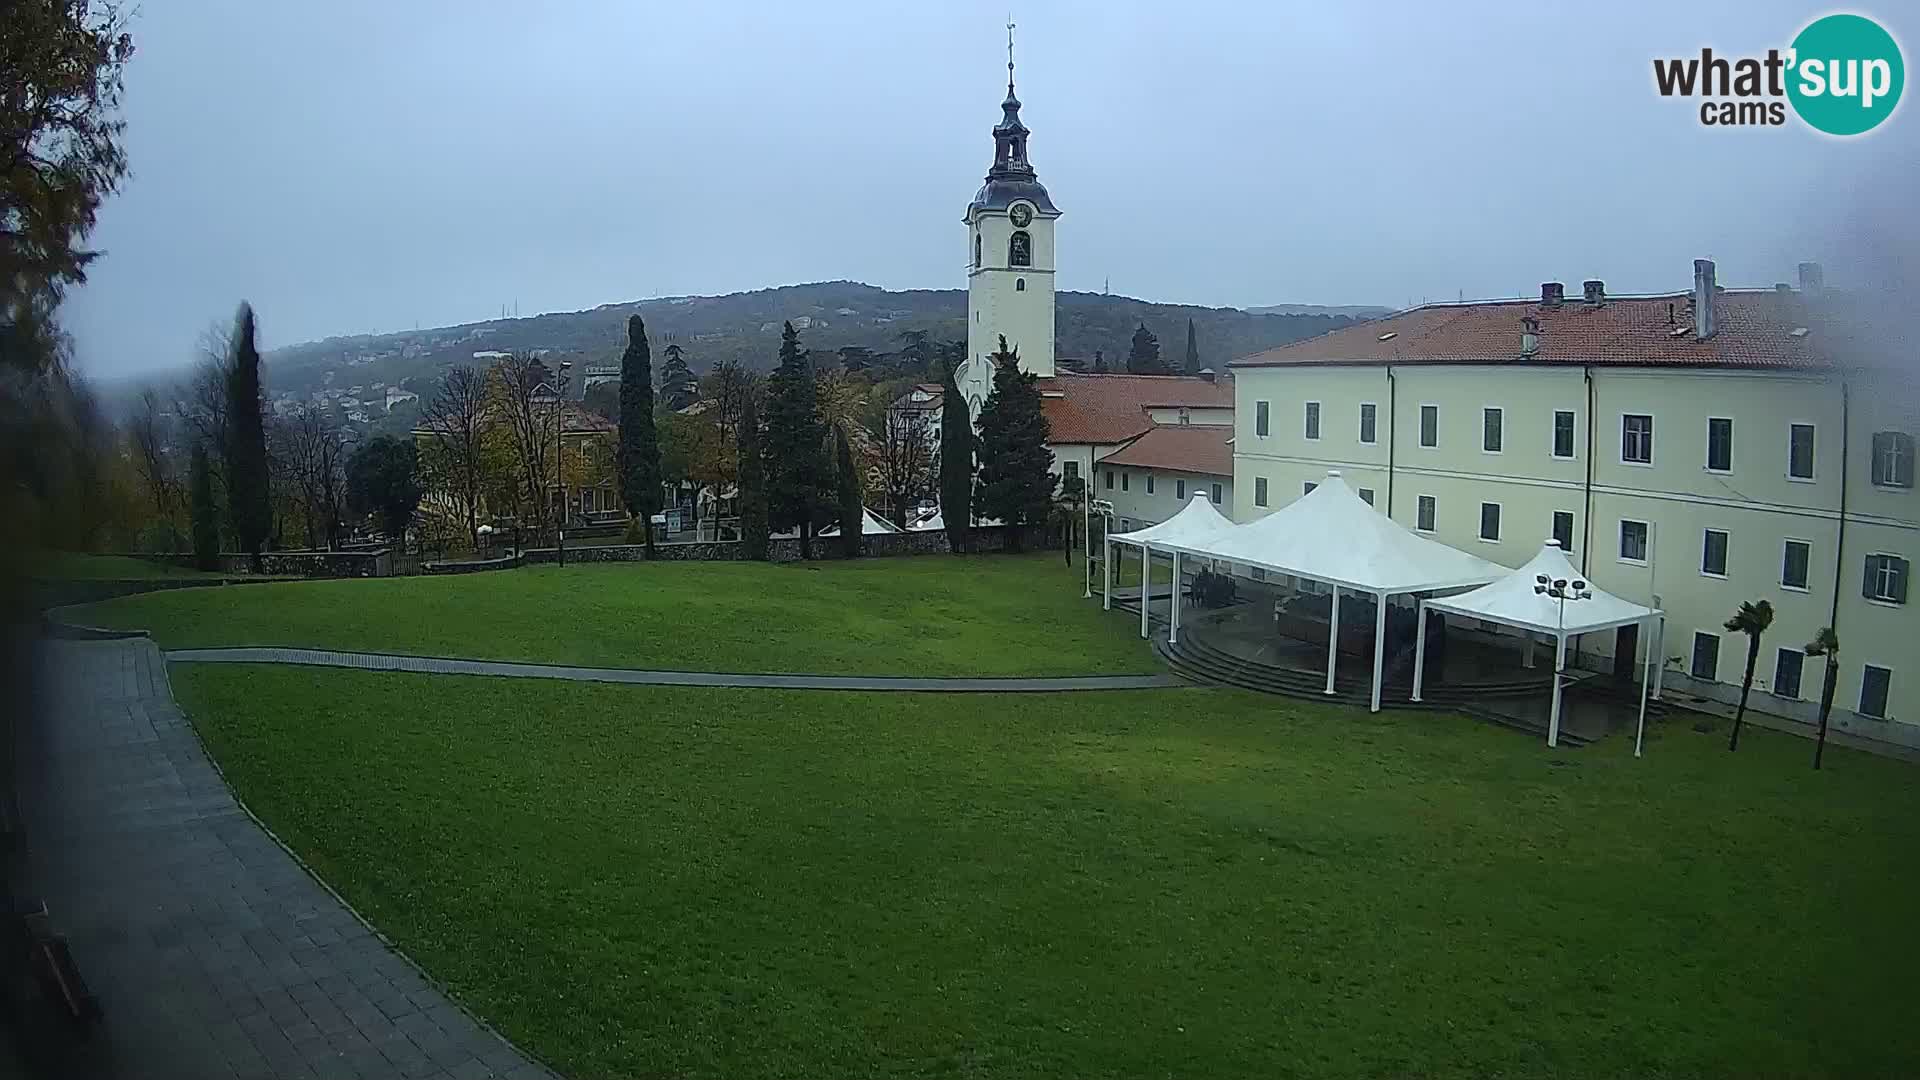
1097;424;1233;477
1233;289;1825;370
1040;373;1234;445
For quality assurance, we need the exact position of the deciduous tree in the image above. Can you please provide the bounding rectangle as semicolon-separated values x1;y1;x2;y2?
189;440;218;569
419;365;488;549
973;336;1055;552
873;406;935;531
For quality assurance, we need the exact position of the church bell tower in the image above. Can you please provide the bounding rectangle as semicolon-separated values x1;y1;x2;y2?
960;27;1059;418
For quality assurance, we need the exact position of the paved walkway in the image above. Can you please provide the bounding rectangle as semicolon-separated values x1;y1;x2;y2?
15;637;559;1080
166;647;1187;692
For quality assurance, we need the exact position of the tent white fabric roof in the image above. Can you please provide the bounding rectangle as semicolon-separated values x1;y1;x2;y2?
908;508;944;532
821;508;903;536
1108;491;1237;548
1161;472;1505;594
1422;540;1661;634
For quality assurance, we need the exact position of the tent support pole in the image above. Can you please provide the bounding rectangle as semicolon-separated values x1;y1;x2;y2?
1102;538;1113;610
1547;632;1567;748
1139;544;1151;640
1411;600;1428;703
1651;616;1666;700
1369;591;1387;713
1324;587;1341;695
1635;615;1653;758
1170;550;1183;645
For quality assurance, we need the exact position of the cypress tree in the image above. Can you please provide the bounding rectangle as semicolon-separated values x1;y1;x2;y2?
189;441;219;571
1184;318;1199;375
835;425;864;559
763;321;829;559
737;393;769;559
659;342;696;412
938;355;972;553
223;303;270;564
973;335;1055;553
618;315;663;556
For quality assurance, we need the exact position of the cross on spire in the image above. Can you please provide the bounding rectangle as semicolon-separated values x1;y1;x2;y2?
1007;20;1016;96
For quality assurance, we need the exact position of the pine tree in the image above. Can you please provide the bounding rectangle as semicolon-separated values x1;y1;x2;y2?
618;316;663;556
763;322;829;559
1126;323;1166;374
189;441;219;570
659;342;696;412
938;355;973;553
1183;318;1199;375
223;303;270;564
973;335;1055;552
737;393;769;559
835;426;864;559
1091;349;1108;374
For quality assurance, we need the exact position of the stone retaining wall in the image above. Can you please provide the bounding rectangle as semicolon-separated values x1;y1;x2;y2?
519;525;1054;565
138;550;394;578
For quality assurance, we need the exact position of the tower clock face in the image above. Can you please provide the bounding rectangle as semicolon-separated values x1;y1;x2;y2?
1009;204;1033;228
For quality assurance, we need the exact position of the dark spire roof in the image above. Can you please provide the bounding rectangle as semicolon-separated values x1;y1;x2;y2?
968;25;1057;217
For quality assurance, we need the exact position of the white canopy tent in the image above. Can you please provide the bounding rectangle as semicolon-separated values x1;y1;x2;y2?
1104;491;1238;646
1417;539;1664;752
1156;472;1506;712
821;507;902;537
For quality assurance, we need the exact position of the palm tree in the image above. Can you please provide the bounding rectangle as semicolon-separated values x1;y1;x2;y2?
1052;475;1086;567
1806;626;1841;771
1723;599;1774;751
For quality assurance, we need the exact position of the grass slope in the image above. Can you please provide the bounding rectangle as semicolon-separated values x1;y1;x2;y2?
74;553;1152;676
29;551;228;580
174;665;1920;1080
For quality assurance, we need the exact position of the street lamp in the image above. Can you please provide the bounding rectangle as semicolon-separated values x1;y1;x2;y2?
1534;573;1593;747
553;360;573;567
1087;498;1116;600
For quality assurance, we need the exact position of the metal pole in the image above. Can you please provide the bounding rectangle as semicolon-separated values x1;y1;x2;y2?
1411;599;1429;702
1139;544;1151;639
1548;629;1567;748
1635;615;1653;758
1103;536;1113;610
1170;550;1183;645
1324;586;1341;695
1369;591;1388;713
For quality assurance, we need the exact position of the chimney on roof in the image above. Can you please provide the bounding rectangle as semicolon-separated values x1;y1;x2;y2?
1540;282;1564;307
1582;279;1605;305
1797;261;1824;293
1774;282;1793;294
1693;259;1717;340
1520;315;1541;357
1197;367;1216;383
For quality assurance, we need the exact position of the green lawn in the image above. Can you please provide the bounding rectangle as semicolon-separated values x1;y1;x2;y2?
28;551;228;580
74;553;1153;676
174;665;1920;1079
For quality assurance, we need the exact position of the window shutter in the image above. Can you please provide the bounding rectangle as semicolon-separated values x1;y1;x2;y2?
1898;559;1911;604
1864;557;1876;600
1901;434;1916;487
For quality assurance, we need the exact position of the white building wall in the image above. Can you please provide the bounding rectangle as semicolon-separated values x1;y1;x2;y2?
1097;461;1233;531
964;202;1057;413
1232;361;1918;740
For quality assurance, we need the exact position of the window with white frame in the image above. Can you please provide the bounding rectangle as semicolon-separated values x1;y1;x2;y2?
1552;410;1576;459
1859;664;1891;719
1789;423;1816;480
1773;648;1804;699
1358;487;1375;506
1707;417;1733;473
1416;495;1436;532
1479;502;1501;542
1304;401;1321;440
1552;510;1575;553
1619;519;1649;563
1870;431;1913;488
1864;554;1909;604
1782;539;1811;590
1359;403;1377;444
1482;407;1504;453
1145;473;1154;495
1175;478;1186;499
1121;472;1129;491
1622;413;1654;464
1303;481;1318;496
1254;477;1268;507
1255;401;1270;437
1701;529;1729;577
1210;482;1222;504
1419;405;1438;447
1691;631;1720;681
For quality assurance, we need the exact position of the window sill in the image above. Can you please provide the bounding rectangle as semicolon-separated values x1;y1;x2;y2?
1550;453;1577;462
1780;583;1810;593
1618;557;1649;567
1620;459;1654;468
1478;537;1502;545
1787;475;1817;484
1766;689;1802;701
1700;571;1728;580
1482;448;1504;455
1869;481;1915;491
1704;466;1733;476
1866;597;1907;609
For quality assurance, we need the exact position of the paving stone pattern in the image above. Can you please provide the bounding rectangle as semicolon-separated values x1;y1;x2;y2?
18;638;560;1080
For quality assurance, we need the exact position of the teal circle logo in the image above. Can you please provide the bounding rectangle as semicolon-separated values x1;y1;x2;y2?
1787;14;1904;135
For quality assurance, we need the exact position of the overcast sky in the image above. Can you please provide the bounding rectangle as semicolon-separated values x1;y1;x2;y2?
64;0;1919;377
